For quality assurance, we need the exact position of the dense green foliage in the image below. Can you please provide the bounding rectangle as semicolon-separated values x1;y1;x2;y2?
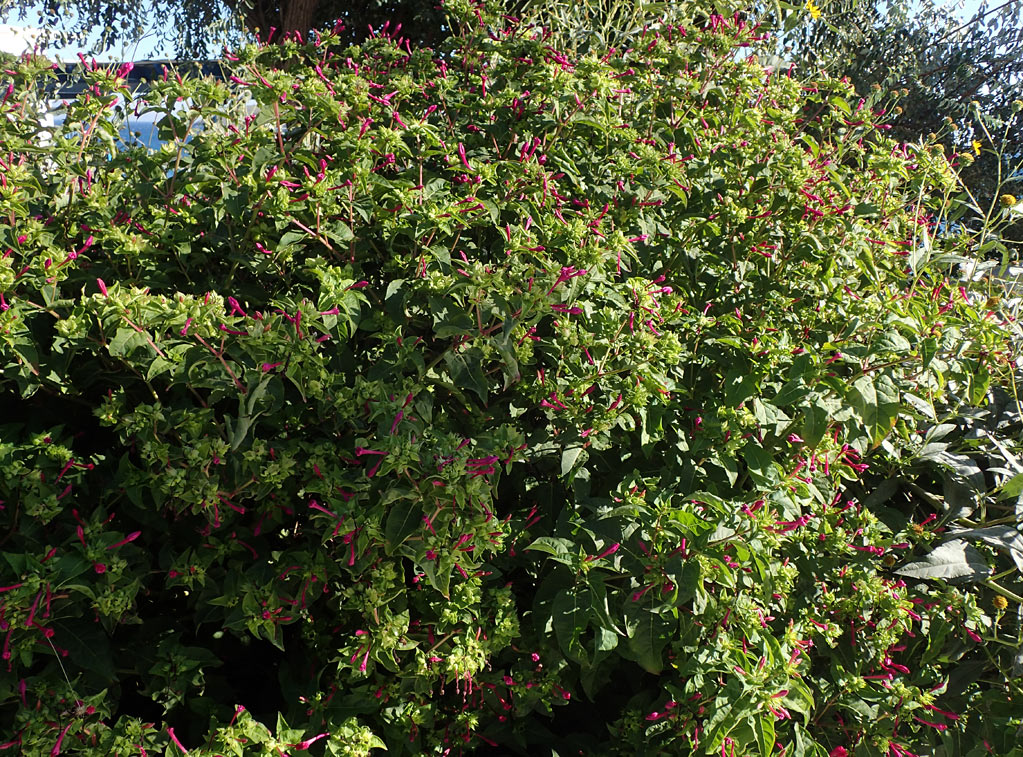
1;2;1022;754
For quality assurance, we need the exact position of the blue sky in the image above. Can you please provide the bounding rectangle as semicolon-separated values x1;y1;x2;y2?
1;0;998;61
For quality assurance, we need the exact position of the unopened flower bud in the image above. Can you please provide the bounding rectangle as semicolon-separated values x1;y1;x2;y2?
992;594;1008;610
1000;194;1018;208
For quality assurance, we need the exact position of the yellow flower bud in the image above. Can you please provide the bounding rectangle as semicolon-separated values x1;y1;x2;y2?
993;594;1008;611
1000;194;1018;208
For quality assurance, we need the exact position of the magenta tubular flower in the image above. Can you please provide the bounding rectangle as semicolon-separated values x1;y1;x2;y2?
355;446;387;456
106;531;141;550
166;727;189;754
227;297;247;317
292;733;329;750
585;543;620;562
49;722;73;756
457;142;471;171
550;304;582;314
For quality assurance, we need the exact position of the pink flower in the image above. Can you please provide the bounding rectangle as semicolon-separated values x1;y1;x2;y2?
292;733;329;750
547;266;586;294
167;727;189;754
94;563;107;574
585;543;620;561
355;446;387;456
550;304;583;314
49;722;73;756
457;142;472;171
106;531;141;550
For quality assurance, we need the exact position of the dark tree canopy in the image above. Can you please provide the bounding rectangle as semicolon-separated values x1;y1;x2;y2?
1;0;450;57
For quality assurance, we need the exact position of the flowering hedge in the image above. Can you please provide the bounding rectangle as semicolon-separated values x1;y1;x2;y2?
1;1;1021;755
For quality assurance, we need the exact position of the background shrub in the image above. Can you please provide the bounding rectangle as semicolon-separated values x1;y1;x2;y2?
1;2;1021;754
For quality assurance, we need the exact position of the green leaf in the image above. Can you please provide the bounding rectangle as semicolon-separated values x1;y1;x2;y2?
754;715;775;757
524;536;573;556
561;445;587;479
421;553;452;598
801;400;828;447
107;328;148;358
626;609;672;674
896;539;989;581
552;588;589;663
384;497;421;554
947;525;1023;571
771;378;809;407
743;443;779;487
443;348;488;404
1000;471;1023;499
850;373;900;443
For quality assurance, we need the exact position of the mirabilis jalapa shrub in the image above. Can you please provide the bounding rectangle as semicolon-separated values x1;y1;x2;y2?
1;1;1021;754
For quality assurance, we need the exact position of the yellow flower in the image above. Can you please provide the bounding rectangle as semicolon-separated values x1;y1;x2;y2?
806;0;822;20
993;595;1008;611
1000;194;1018;208
972;140;982;156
